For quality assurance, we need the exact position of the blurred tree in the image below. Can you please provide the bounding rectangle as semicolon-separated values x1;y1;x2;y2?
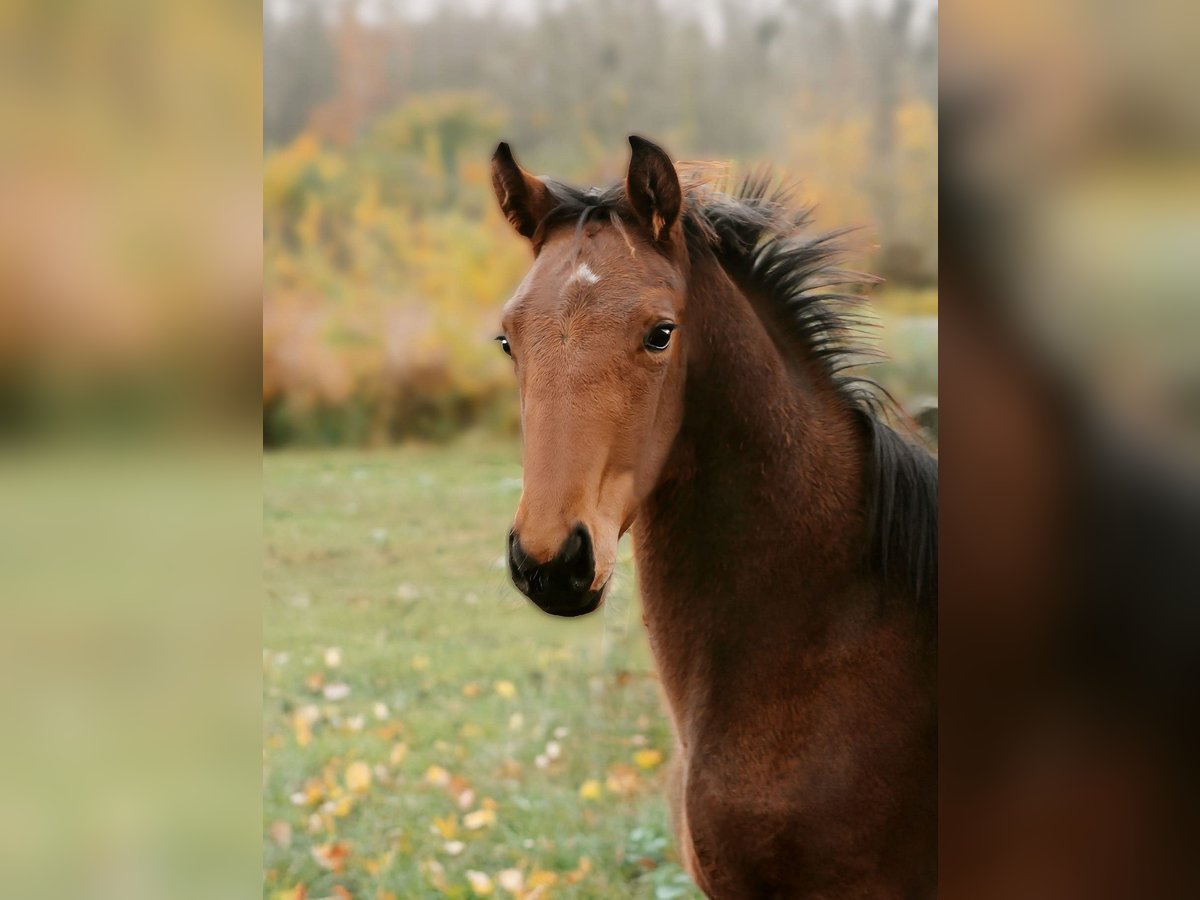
262;0;938;445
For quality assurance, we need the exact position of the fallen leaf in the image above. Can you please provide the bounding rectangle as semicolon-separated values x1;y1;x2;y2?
634;749;664;769
323;682;351;701
310;841;351;873
606;764;642;797
422;859;447;892
411;655;431;671
527;870;557;888
345;760;372;794
444;840;465;856
497;868;523;893
432;814;458;840
578;779;602;801
268;819;292;848
493;680;516;699
292;711;314;747
466;870;494;896
463;807;496;830
291;778;325;807
425;765;451;787
389;742;408;766
564;856;592;885
324;647;342;668
362;849;395;875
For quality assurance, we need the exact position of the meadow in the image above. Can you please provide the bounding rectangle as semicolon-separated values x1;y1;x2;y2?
264;438;702;899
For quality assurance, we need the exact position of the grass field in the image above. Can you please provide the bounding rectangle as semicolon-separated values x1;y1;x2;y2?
264;437;700;899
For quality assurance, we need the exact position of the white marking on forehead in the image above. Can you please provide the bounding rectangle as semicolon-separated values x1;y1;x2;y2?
568;262;601;286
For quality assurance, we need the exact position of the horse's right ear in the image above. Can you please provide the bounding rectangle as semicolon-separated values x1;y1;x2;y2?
491;142;553;240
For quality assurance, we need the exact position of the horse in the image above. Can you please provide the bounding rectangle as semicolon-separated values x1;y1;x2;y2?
490;136;937;899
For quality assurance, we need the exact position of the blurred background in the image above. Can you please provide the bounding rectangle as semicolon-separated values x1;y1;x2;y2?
262;0;939;447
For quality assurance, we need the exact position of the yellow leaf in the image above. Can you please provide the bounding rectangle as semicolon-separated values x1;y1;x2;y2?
432;814;458;840
389;742;408;766
425;765;451;787
345;760;372;794
466;870;494;896
422;859;447;892
462;681;482;698
293;712;313;747
633;749;663;769
493;680;516;699
606;764;642;796
363;850;395;875
527;870;557;888
463;807;496;830
564;856;592;885
301;779;325;805
578;779;602;801
411;655;431;671
496;868;523;893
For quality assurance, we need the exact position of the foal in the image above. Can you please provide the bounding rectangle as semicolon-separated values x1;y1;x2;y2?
492;137;936;899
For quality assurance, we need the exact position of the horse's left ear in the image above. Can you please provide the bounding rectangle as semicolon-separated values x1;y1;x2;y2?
625;135;682;242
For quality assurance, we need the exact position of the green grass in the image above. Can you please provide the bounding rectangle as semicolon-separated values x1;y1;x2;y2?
264;436;700;899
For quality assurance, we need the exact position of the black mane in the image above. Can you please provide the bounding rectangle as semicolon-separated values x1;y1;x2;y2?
538;170;938;610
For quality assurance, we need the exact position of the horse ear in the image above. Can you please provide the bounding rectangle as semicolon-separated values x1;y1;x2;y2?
625;135;682;242
491;142;553;240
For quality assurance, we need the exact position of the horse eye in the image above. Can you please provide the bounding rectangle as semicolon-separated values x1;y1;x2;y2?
496;336;512;357
643;323;676;353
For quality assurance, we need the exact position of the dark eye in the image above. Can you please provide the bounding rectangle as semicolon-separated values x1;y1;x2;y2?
496;336;512;357
643;323;676;353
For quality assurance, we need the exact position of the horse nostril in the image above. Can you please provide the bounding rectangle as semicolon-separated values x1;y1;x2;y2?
508;524;595;602
562;524;594;590
508;530;532;592
561;527;583;561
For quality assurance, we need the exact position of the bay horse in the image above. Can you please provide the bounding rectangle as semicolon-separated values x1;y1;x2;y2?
491;136;937;899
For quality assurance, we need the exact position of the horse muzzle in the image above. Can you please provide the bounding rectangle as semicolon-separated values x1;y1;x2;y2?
508;523;607;617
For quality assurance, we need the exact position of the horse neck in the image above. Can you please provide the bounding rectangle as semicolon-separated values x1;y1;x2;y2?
635;250;870;627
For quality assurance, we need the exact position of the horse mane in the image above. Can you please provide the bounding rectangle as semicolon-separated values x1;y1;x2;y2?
538;169;938;610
